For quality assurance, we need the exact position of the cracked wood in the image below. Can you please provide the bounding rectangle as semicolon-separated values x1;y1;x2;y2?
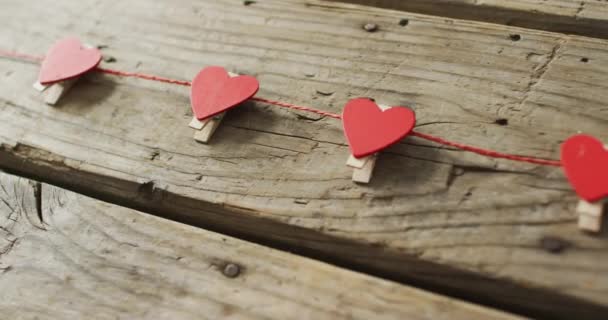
327;0;608;39
0;0;607;318
0;171;521;320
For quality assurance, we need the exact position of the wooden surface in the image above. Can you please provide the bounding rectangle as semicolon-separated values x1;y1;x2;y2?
0;172;521;320
1;0;608;318
328;0;608;39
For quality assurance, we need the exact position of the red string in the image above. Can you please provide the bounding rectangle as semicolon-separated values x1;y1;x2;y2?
95;67;192;86
0;49;43;63
251;97;343;120
0;49;563;167
410;132;562;167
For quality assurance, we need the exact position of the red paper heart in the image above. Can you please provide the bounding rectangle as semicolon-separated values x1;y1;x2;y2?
561;134;608;202
190;66;259;120
38;37;102;85
342;98;416;158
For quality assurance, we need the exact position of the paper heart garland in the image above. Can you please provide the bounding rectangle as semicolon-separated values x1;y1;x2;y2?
561;134;608;202
38;37;102;85
342;98;416;158
190;66;259;120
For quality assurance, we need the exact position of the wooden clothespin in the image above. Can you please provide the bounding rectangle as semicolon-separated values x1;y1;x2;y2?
576;199;606;232
189;67;259;144
575;142;607;232
345;102;389;183
342;98;416;184
33;76;81;105
346;153;378;183
34;37;102;105
189;112;226;144
561;134;608;233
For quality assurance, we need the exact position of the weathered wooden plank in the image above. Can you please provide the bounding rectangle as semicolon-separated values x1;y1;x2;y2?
0;0;607;318
327;0;608;39
0;172;521;320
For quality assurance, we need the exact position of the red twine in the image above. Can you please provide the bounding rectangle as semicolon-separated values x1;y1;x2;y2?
0;49;562;167
95;67;192;87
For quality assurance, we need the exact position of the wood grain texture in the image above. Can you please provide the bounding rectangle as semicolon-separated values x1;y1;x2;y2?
0;172;522;320
0;0;607;318
327;0;608;39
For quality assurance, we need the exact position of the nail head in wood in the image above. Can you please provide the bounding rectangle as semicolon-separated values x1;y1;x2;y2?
509;34;521;41
539;236;569;254
222;263;241;278
363;23;378;32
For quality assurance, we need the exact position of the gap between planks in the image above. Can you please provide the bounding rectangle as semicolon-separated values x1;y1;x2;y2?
0;171;522;320
324;0;608;39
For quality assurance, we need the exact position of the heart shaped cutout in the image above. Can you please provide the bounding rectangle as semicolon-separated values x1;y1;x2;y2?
39;37;102;85
561;134;608;202
342;98;416;158
190;66;259;120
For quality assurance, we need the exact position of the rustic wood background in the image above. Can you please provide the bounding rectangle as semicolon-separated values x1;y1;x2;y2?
0;172;522;319
0;0;607;318
328;0;608;39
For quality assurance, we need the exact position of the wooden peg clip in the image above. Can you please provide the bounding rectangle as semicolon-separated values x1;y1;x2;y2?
34;43;99;106
344;103;394;184
34;74;81;105
575;142;608;233
346;153;378;183
189;113;226;144
188;71;241;144
576;199;605;232
43;77;81;105
32;81;48;92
